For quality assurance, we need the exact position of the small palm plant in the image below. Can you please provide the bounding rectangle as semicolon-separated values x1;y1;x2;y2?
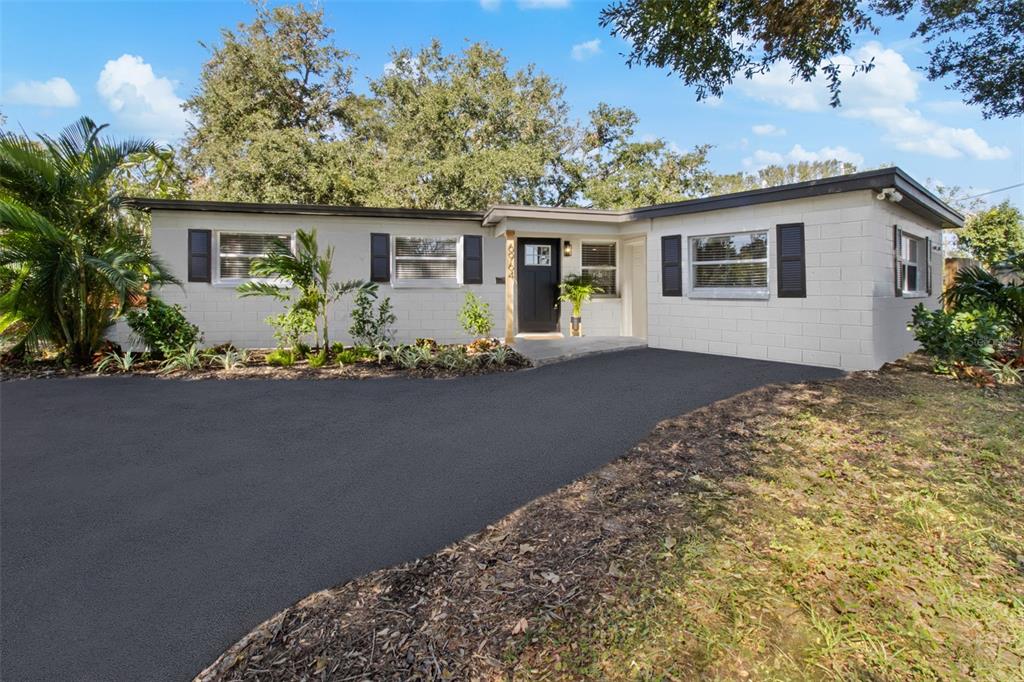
237;229;367;352
558;274;603;337
944;253;1024;360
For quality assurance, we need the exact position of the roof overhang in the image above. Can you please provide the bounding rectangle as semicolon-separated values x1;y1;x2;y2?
128;167;963;231
481;167;963;229
124;198;485;223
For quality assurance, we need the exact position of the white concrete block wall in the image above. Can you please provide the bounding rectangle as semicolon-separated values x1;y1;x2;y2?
111;190;947;369
122;211;506;349
643;191;943;370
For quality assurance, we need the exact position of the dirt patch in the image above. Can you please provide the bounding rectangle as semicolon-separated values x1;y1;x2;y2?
0;349;528;382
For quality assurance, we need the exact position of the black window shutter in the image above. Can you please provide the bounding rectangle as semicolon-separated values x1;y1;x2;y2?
661;235;682;296
776;223;806;298
925;236;933;295
893;225;903;297
187;229;211;283
463;235;483;284
370;233;390;283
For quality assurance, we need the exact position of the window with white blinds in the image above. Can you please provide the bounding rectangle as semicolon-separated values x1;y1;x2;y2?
582;242;617;297
218;233;291;280
690;231;768;293
394;236;459;282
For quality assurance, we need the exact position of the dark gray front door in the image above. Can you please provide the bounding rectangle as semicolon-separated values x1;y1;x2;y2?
517;238;561;333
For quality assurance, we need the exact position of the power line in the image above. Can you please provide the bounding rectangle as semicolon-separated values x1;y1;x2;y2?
962;181;1024;200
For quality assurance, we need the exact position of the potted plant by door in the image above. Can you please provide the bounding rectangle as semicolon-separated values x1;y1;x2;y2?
558;274;603;337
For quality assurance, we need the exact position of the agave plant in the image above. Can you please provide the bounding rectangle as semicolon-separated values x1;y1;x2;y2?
0;117;178;364
209;347;248;371
159;344;205;374
95;350;136;374
944;253;1024;359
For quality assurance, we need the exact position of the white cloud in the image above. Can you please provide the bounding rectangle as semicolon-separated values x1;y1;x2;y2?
96;54;189;142
480;0;500;9
3;77;79;107
518;0;570;7
571;39;601;62
736;42;1010;161
752;123;786;136
744;144;864;169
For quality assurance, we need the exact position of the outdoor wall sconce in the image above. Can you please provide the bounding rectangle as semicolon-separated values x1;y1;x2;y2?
563;240;572;257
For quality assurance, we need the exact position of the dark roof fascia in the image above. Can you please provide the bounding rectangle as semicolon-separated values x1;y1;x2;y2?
624;167;964;228
125;198;485;223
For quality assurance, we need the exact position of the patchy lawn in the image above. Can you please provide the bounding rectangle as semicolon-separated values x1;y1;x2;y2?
198;359;1024;681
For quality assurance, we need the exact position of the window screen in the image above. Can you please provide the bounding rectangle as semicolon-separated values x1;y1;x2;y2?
691;232;768;289
394;236;459;281
219;233;290;280
582;242;617;297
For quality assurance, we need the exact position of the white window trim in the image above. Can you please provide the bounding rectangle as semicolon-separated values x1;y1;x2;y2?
391;235;464;289
213;231;295;287
581;239;619;299
688;229;770;300
900;232;928;297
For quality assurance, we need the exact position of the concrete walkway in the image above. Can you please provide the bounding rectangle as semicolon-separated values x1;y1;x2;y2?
513;335;648;366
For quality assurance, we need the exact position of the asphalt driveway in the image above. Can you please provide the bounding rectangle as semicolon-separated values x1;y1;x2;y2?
1;349;841;680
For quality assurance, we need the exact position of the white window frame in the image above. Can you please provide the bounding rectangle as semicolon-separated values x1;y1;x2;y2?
900;233;927;297
581;240;619;299
688;229;770;300
214;231;295;286
391;235;463;289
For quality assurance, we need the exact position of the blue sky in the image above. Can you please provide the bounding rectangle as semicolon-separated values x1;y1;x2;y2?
2;0;1022;205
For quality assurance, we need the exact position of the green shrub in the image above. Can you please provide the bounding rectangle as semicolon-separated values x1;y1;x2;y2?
126;298;201;357
909;303;1006;373
349;284;396;348
266;309;315;353
336;349;359;365
457;292;493;338
307;348;328;368
266;348;296;367
336;345;375;365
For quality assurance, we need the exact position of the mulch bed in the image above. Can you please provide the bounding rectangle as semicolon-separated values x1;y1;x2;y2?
194;368;874;681
0;350;528;382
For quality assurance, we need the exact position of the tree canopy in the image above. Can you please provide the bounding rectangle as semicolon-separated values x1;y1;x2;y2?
182;5;713;210
957;200;1024;268
711;160;860;195
182;2;357;203
600;0;1024;118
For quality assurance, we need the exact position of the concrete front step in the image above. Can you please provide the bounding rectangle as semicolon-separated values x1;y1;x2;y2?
512;336;648;366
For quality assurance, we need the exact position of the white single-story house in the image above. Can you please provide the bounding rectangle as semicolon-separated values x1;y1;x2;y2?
124;167;962;371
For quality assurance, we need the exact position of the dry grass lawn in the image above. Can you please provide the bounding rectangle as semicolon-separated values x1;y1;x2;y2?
199;359;1024;681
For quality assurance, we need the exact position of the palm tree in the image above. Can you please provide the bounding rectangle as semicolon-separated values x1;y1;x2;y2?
237;228;366;351
944;253;1024;359
0;117;178;364
558;273;604;337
